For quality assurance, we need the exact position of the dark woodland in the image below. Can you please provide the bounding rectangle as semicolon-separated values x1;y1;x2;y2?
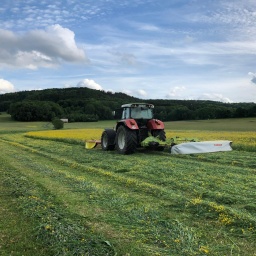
1;87;256;122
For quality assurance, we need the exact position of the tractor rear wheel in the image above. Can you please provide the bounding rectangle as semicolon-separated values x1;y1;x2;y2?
152;129;166;151
101;129;116;150
116;125;137;154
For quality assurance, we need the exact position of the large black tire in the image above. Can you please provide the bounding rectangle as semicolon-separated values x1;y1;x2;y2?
115;126;137;154
152;129;166;151
101;129;116;151
152;129;166;141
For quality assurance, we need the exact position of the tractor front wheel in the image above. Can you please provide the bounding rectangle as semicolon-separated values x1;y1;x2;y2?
152;129;166;141
115;126;137;154
152;129;166;151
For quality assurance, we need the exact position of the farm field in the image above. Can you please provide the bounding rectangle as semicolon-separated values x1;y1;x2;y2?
0;114;256;255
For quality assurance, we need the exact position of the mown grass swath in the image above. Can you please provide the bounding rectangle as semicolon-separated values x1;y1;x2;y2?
0;116;256;255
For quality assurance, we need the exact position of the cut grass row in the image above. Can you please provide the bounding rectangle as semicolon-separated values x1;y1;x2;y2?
0;138;174;255
1;114;256;255
0;143;117;256
0;133;256;255
0;168;51;255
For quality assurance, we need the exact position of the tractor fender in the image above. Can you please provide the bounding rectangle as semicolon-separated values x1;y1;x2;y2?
116;119;139;130
147;119;165;130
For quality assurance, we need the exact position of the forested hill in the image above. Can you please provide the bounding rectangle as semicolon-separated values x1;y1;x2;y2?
0;87;138;110
0;87;139;122
0;87;256;122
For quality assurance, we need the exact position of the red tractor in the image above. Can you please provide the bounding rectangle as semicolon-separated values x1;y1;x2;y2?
101;103;166;154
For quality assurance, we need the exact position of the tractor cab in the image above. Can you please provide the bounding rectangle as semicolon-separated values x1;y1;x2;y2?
121;103;154;120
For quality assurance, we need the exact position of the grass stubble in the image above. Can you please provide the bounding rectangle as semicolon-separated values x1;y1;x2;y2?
0;117;256;255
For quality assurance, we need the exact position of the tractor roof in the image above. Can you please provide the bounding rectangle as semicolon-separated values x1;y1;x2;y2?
121;103;154;108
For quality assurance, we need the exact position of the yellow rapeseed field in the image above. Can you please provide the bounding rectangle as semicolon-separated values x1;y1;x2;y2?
26;129;103;142
26;129;256;151
166;130;256;151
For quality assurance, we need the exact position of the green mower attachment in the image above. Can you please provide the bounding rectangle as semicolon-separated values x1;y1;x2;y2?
140;136;199;148
140;136;167;148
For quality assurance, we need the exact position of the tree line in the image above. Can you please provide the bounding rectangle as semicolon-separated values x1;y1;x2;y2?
150;100;256;121
0;87;256;122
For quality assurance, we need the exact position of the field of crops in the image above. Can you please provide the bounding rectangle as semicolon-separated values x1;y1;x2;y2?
0;116;256;255
25;128;256;152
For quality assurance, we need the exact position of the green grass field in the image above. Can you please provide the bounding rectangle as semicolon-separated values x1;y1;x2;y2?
0;113;256;255
1;112;256;131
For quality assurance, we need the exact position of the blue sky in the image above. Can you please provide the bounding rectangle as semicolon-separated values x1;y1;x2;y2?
0;0;256;102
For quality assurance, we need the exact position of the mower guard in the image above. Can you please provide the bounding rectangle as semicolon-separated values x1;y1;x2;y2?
170;140;232;154
140;136;232;154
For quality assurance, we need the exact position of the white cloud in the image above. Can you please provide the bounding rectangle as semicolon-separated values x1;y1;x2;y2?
0;24;87;70
129;21;161;32
198;93;232;103
166;86;186;98
0;79;15;94
119;88;147;98
41;24;86;61
77;79;103;90
248;72;256;84
112;88;146;98
121;89;132;96
64;83;73;88
251;77;256;84
137;89;147;97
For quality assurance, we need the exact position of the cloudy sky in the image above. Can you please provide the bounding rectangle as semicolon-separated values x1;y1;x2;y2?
0;0;256;102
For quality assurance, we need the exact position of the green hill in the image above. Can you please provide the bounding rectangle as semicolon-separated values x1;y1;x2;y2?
0;87;256;122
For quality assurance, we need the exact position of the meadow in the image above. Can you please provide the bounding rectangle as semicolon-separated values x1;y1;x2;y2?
0;113;256;255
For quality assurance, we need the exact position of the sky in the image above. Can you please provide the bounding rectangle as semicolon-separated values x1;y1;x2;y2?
0;0;256;103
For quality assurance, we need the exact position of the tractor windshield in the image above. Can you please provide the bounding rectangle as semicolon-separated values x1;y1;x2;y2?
131;107;153;119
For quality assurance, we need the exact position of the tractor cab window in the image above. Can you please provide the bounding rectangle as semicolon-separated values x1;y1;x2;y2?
131;107;153;119
122;108;130;119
